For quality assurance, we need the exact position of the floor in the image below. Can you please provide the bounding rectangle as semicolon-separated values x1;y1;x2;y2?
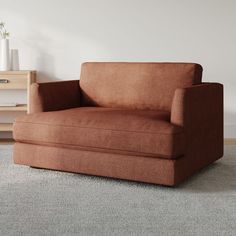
0;144;236;236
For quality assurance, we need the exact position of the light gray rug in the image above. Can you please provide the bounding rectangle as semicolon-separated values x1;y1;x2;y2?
0;145;236;236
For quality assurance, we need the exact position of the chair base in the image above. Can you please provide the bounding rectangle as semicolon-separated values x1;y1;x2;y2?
13;142;222;186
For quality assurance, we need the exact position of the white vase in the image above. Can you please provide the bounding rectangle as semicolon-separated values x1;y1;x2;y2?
0;39;10;71
10;49;19;71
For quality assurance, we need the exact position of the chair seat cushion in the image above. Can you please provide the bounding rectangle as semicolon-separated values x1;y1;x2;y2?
13;107;185;159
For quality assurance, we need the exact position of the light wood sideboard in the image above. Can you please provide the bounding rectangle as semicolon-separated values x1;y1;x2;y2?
0;71;36;133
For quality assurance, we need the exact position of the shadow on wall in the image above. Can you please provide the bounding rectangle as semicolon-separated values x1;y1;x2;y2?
224;110;236;123
224;110;236;138
36;54;55;82
24;30;58;82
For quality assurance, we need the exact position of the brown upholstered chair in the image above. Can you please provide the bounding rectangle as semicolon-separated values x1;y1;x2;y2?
13;62;223;186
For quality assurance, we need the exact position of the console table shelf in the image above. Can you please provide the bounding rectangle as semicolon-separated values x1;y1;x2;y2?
0;123;13;132
0;104;27;111
0;71;36;135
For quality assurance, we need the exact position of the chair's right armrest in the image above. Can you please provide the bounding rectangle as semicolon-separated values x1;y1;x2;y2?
29;80;80;113
171;83;223;158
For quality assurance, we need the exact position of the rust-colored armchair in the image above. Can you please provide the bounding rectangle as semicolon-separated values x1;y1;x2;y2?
13;62;223;186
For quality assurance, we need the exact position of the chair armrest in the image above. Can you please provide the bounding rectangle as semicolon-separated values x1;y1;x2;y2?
29;80;80;113
171;83;223;157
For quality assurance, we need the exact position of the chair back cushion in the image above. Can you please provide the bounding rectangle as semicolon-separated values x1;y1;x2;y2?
80;62;202;111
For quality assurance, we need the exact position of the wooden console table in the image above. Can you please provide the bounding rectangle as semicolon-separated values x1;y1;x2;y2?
0;71;36;133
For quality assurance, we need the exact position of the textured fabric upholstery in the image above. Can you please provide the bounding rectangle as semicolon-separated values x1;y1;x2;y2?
80;62;202;111
13;141;221;186
171;83;224;183
171;83;223;157
13;143;177;186
29;80;80;113
13;143;176;185
14;107;185;159
13;62;224;186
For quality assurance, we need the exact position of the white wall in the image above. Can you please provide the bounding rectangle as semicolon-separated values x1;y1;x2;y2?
0;0;236;137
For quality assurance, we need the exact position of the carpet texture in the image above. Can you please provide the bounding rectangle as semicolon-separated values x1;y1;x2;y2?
0;145;236;236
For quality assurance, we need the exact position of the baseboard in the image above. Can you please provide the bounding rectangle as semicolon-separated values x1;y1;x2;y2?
224;138;236;145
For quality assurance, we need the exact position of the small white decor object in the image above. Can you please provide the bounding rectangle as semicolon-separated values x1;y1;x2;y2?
0;22;10;71
11;49;19;70
0;39;10;71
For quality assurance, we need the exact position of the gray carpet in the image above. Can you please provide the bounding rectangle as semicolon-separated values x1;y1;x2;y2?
0;145;236;236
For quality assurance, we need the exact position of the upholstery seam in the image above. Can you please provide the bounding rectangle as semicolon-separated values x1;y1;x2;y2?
16;139;184;160
15;121;183;136
16;139;181;159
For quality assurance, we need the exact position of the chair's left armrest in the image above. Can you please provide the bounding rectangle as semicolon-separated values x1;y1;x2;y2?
29;80;80;113
171;83;224;157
